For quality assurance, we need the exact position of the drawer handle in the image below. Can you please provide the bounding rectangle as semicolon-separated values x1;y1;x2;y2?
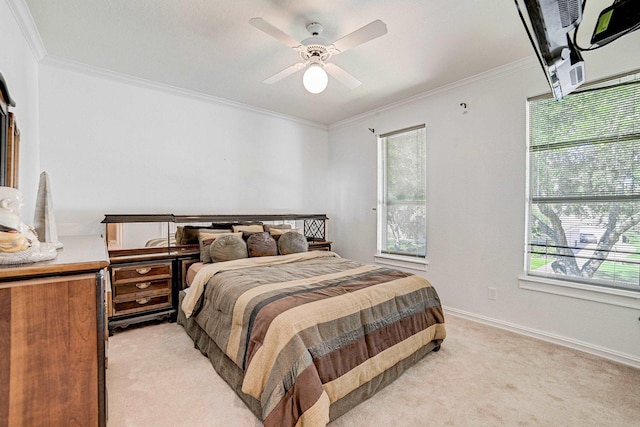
136;297;151;305
135;267;152;275
135;282;152;289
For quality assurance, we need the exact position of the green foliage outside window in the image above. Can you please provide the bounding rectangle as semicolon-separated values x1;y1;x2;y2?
380;126;427;257
528;75;640;290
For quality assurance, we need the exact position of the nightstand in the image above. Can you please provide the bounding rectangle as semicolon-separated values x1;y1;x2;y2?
108;255;176;334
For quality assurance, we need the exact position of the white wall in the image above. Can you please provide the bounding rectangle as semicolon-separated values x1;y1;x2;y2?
37;63;330;236
5;0;640;366
328;35;640;364
0;0;41;222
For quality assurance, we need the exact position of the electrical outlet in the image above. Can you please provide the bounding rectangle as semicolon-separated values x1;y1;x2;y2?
488;287;497;300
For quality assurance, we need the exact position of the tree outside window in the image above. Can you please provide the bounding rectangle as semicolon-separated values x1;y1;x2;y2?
527;74;640;291
378;125;426;258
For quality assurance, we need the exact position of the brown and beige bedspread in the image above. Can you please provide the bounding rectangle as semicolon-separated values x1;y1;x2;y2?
182;251;446;427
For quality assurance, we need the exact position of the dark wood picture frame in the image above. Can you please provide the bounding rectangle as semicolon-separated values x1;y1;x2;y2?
0;73;18;188
6;113;20;188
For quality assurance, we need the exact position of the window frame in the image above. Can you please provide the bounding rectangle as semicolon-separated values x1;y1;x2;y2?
376;124;428;269
522;70;640;307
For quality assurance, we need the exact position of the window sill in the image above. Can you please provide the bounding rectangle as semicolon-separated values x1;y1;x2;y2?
374;253;428;272
518;275;640;309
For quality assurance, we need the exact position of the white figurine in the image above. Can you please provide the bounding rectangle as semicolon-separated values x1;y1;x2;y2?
34;171;63;249
0;186;57;264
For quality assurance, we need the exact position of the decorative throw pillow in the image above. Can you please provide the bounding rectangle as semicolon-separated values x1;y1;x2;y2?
263;224;292;233
178;226;202;245
175;226;184;245
180;225;233;245
211;222;240;230
210;234;248;263
246;232;278;257
198;231;241;263
241;230;262;241
232;224;264;233
269;228;301;240
277;231;309;255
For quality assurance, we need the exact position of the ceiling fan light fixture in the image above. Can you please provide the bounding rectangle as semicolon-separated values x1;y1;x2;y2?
303;65;328;94
250;17;387;93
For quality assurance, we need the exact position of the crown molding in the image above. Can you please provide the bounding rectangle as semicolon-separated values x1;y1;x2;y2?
7;0;537;132
329;56;538;130
6;0;47;60
39;54;328;130
4;0;536;132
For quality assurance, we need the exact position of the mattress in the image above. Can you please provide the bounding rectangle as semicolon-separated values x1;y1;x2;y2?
179;251;445;426
185;261;205;287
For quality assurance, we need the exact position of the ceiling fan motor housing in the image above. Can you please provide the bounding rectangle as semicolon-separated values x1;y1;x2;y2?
300;37;331;62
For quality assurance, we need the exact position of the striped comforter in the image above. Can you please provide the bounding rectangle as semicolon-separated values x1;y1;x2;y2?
182;251;446;427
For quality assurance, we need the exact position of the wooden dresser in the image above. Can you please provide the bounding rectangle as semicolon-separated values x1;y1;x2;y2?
0;235;109;427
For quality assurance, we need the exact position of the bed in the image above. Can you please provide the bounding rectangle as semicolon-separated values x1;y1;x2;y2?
178;242;445;427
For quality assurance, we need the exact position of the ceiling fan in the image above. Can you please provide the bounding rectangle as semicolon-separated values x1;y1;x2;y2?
249;17;388;93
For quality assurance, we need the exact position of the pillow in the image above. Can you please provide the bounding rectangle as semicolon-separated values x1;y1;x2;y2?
175;226;184;245
278;231;309;255
211;222;241;230
210;234;248;263
246;232;278;257
269;228;301;240
179;225;233;245
178;226;201;245
232;224;264;233
198;231;241;262
263;224;292;233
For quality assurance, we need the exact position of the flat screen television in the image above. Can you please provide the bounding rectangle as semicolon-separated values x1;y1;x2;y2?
517;0;585;101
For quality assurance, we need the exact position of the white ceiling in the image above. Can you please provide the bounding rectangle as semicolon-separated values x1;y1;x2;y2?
21;0;616;126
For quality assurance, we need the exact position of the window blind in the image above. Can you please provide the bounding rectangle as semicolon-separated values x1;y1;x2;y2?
378;125;427;257
527;74;640;291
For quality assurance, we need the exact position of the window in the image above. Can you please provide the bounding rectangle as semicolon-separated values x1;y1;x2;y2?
377;125;427;258
526;73;640;292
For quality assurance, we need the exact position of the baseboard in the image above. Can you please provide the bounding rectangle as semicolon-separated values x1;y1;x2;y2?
443;306;640;369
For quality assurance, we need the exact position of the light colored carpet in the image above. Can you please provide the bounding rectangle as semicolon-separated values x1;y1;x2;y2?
106;315;640;426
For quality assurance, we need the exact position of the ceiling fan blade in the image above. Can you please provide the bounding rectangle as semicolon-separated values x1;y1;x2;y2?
249;17;303;50
324;63;361;89
330;20;387;54
264;62;306;84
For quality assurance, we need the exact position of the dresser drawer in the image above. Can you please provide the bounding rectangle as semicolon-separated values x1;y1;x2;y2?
112;262;172;284
112;294;172;316
112;278;171;302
